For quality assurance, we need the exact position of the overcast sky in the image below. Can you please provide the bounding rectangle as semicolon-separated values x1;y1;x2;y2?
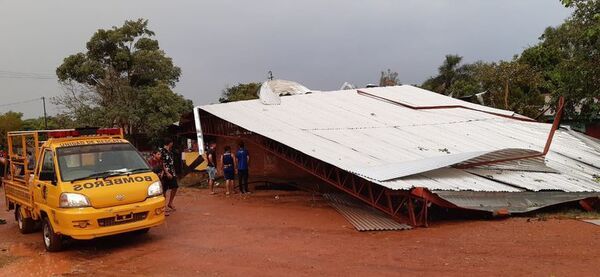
0;0;571;118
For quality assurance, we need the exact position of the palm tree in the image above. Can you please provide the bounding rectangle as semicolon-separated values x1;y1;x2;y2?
421;55;463;95
437;54;463;95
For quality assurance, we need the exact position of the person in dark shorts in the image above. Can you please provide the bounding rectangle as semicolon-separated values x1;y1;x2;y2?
160;138;178;211
207;142;218;194
236;141;250;194
221;146;235;195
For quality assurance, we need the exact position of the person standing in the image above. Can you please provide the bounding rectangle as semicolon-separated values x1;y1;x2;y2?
0;155;6;224
221;146;235;195
148;150;165;191
0;151;6;185
148;150;170;216
160;138;178;212
206;142;218;195
236;142;250;194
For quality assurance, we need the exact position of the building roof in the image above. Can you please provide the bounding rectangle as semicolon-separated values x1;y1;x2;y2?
199;85;600;193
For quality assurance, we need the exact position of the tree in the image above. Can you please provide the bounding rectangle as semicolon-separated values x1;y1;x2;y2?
219;83;261;103
54;19;192;137
444;61;488;98
0;111;24;149
422;55;467;95
476;59;545;117
379;69;400;86
518;0;600;121
21;114;75;131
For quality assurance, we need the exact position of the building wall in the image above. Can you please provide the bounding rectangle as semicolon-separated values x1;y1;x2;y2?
214;137;315;181
586;123;600;139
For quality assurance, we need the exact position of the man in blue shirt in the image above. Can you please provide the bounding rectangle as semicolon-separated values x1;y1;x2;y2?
235;142;250;194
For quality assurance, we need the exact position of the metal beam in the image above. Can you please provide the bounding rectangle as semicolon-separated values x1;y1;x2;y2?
198;111;430;227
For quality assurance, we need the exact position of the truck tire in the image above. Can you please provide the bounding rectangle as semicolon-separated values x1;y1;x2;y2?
15;207;36;234
42;217;63;252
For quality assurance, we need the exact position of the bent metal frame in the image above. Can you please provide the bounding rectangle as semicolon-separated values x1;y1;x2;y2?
199;110;441;227
195;97;565;227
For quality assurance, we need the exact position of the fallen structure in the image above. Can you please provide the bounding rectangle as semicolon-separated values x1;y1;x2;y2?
194;82;600;227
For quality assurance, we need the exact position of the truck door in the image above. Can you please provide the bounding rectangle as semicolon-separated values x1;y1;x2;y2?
34;149;59;208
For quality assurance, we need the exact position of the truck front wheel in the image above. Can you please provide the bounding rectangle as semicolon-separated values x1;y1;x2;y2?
15;207;36;234
42;217;63;252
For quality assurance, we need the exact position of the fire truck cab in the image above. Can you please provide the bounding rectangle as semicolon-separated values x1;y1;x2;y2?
2;128;165;251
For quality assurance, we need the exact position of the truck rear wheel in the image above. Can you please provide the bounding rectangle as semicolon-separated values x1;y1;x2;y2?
42;217;63;252
15;207;36;234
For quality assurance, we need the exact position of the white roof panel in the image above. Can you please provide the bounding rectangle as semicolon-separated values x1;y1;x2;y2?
200;85;600;192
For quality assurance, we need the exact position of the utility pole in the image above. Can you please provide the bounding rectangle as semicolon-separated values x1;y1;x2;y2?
41;96;48;129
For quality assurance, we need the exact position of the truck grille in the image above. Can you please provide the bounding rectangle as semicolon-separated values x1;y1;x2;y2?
97;212;148;227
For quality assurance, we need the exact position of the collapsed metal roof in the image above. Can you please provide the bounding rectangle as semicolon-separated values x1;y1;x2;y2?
194;85;600;218
197;85;600;217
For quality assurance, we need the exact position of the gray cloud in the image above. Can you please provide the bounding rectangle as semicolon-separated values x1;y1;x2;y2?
0;0;571;118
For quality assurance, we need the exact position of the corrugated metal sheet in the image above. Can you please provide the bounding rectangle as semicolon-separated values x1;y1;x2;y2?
583;219;600;226
358;85;519;117
382;168;523;192
434;191;600;213
323;193;412;231
200;85;600;193
468;156;557;173
465;168;600;192
353;148;549;181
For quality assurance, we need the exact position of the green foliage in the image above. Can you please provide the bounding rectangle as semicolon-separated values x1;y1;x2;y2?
219;83;261;103
422;55;545;118
422;55;484;97
21;114;75;131
421;2;600;121
519;0;600;122
379;69;400;86
54;18;191;137
476;59;545;117
0;111;24;149
0;112;76;149
141;83;193;138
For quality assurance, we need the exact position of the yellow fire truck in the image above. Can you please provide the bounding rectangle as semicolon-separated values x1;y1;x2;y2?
2;128;165;251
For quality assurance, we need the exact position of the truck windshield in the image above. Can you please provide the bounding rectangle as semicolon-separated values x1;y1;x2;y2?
57;143;150;182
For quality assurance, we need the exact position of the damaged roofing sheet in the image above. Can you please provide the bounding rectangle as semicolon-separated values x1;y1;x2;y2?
199;85;600;193
434;191;600;213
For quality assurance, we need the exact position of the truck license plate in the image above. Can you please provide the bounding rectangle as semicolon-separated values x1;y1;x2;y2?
115;213;133;222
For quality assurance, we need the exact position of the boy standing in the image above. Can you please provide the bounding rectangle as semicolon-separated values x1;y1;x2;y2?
236;142;250;194
206;142;218;194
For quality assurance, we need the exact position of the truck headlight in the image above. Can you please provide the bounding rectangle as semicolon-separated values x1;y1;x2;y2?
147;181;163;197
59;193;91;208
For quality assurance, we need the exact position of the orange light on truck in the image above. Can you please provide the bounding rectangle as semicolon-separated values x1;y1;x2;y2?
72;220;90;228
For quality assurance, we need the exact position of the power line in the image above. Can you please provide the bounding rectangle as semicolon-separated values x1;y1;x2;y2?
0;97;43;108
0;76;56;80
0;69;56;80
0;69;55;76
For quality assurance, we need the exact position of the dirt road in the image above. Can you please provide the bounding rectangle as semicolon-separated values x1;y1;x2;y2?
1;187;600;276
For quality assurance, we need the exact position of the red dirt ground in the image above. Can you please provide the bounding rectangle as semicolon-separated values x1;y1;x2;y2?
1;187;600;277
